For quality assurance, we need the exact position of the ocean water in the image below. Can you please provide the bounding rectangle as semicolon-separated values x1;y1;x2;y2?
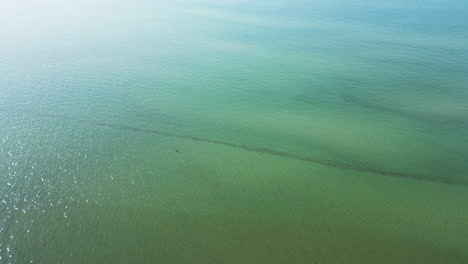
1;0;467;263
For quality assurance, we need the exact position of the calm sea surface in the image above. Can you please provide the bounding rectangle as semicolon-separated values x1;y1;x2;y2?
1;0;467;263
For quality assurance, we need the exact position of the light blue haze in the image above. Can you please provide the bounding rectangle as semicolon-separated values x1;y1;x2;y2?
1;0;467;263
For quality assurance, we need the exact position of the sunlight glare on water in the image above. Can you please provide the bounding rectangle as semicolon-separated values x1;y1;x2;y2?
1;0;468;263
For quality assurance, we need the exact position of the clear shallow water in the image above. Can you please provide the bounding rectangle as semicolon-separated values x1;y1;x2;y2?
1;0;468;263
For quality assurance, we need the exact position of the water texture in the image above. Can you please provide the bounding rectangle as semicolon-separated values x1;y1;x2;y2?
1;0;468;263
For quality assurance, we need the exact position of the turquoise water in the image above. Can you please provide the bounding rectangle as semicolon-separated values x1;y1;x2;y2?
1;0;468;263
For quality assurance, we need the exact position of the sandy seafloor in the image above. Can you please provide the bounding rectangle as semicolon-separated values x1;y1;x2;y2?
1;0;467;263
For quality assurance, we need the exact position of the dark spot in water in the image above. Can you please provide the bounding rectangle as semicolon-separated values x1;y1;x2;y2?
342;93;468;127
176;149;179;153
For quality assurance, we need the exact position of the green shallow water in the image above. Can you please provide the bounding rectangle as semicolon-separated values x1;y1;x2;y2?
1;0;468;263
